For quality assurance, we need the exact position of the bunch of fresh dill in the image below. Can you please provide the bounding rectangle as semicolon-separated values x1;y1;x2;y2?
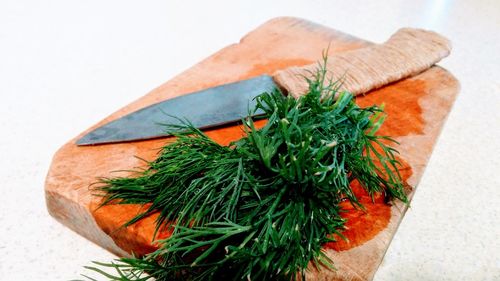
84;64;407;281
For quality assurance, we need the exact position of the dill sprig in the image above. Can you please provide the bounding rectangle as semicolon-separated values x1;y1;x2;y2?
84;62;407;281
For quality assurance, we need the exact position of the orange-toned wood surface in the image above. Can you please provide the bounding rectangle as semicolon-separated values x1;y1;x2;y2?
45;17;459;280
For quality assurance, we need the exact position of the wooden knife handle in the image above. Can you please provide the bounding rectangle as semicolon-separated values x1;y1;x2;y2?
272;28;451;98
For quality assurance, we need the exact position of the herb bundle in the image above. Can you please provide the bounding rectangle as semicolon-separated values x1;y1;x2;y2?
84;64;407;281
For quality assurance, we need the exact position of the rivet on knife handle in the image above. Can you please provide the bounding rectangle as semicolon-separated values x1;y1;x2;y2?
272;28;451;98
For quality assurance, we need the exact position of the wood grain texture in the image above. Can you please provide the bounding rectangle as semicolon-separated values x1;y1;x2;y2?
45;17;459;280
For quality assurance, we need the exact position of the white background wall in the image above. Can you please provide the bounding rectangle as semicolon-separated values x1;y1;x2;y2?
0;0;498;280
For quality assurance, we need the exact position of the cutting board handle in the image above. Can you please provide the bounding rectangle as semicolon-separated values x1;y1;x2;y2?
272;28;451;98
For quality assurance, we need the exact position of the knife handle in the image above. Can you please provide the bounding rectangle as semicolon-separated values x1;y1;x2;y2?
272;28;451;98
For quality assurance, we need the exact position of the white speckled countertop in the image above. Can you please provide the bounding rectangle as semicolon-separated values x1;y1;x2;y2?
0;0;498;280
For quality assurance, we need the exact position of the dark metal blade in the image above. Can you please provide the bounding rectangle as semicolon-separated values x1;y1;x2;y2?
76;75;277;145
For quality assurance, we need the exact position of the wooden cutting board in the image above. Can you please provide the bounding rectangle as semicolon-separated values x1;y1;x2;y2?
45;17;459;280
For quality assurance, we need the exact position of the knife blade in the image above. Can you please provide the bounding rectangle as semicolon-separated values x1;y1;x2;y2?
76;75;276;145
77;28;450;145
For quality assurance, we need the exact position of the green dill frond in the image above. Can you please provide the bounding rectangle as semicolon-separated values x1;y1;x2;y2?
85;61;407;281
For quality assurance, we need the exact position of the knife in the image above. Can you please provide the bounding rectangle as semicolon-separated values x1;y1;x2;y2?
76;28;450;146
